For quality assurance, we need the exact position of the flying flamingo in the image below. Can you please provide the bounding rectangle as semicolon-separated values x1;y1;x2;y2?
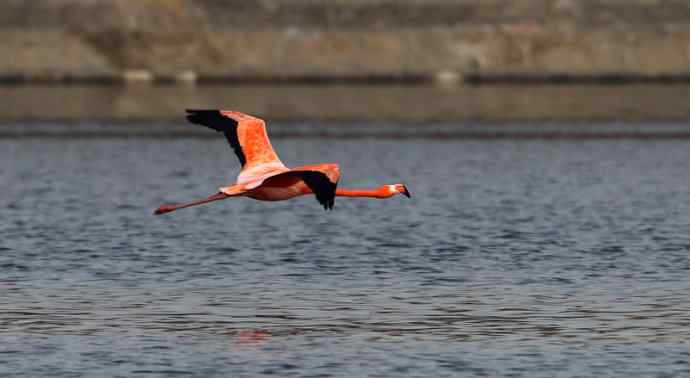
154;110;410;215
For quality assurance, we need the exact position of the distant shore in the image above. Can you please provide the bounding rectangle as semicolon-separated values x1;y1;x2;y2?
4;1;690;124
4;1;690;82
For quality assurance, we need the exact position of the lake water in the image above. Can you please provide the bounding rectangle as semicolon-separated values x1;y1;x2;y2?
2;131;690;377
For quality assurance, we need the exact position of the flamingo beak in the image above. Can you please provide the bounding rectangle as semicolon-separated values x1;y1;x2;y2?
402;185;411;198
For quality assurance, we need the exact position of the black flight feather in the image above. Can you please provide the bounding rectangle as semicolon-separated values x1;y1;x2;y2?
288;171;337;210
185;109;246;166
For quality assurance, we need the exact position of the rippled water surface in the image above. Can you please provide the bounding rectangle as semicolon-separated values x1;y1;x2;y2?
2;134;690;377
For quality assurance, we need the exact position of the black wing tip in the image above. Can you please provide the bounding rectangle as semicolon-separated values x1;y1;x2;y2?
184;109;238;129
185;109;223;120
183;109;246;165
291;171;337;211
323;198;335;211
186;109;218;123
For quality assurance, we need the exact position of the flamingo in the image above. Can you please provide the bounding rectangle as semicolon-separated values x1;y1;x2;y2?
154;110;410;215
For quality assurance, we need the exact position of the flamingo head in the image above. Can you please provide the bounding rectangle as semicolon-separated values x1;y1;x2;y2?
387;184;411;198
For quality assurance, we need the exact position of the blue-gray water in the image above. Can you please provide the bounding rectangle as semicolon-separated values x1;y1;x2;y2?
2;134;690;377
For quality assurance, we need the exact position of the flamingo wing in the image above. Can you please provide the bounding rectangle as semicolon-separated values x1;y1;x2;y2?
271;164;340;210
185;109;285;171
293;171;337;210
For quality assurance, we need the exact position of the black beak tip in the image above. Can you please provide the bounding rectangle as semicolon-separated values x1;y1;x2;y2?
402;186;411;198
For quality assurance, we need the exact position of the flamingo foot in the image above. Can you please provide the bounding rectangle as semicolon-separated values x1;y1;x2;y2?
154;204;179;215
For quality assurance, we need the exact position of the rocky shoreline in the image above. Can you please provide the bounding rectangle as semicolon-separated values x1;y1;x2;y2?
3;0;690;83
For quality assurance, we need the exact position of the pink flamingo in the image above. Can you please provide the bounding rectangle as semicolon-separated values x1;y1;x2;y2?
155;110;410;215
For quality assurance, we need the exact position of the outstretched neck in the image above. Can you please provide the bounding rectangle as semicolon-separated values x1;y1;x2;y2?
335;187;393;199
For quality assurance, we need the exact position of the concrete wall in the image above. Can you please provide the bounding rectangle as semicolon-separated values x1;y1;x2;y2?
2;0;690;81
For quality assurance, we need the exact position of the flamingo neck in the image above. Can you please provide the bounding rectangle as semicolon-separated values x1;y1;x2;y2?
335;187;393;199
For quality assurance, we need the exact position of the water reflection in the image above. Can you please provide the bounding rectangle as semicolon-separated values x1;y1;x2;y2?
2;84;690;123
2;292;689;344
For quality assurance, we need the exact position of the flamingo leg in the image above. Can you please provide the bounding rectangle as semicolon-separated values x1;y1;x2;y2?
154;192;229;215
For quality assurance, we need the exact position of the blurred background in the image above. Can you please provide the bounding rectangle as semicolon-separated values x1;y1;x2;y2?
4;2;690;377
2;0;690;131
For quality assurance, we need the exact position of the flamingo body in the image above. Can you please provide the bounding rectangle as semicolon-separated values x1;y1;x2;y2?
241;163;339;202
154;110;408;215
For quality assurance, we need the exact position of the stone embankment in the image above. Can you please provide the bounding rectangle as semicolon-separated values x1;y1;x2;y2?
3;0;690;84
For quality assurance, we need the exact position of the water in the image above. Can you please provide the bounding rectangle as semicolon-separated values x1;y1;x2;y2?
2;133;690;377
